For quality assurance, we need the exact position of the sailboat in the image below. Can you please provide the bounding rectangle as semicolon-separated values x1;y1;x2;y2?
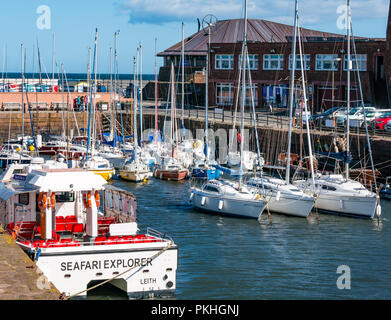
190;1;266;219
119;56;152;182
154;62;189;181
293;0;381;219
188;20;221;180
247;0;314;218
80;29;115;181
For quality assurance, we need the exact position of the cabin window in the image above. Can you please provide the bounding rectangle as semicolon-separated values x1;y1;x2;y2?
322;185;336;191
55;192;75;203
18;193;29;206
204;185;219;193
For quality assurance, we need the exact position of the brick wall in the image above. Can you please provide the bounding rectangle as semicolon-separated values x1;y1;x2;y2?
209;40;386;112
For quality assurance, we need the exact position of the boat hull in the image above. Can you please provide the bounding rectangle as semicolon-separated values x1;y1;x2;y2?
154;169;188;181
190;191;266;219
314;194;378;219
267;194;314;218
28;244;178;298
119;170;152;182
89;169;115;181
191;168;221;180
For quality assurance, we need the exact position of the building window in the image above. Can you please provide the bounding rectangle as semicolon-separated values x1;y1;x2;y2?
289;54;310;70
215;55;234;70
316;54;338;71
244;84;258;107
263;54;284;70
216;83;234;105
239;54;258;70
343;54;367;71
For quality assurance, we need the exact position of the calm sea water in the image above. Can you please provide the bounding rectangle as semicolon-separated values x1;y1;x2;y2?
89;176;391;300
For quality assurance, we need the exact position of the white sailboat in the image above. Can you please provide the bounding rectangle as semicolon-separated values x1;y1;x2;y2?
190;1;267;219
119;56;152;183
246;0;314;218
293;0;381;219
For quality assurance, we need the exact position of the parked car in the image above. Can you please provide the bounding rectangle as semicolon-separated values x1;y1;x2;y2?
310;107;343;126
373;111;391;130
335;107;378;127
384;119;391;133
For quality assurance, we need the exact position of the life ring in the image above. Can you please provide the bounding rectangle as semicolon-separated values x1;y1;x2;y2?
38;193;47;211
50;193;56;209
83;192;92;208
94;191;100;208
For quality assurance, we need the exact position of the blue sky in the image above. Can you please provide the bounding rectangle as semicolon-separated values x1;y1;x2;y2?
0;0;388;74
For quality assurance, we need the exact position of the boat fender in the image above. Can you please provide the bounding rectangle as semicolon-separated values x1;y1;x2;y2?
50;193;56;209
376;204;381;217
276;191;281;202
94;191;100;208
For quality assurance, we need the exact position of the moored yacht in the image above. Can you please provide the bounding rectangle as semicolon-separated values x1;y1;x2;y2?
189;179;266;219
247;176;314;218
294;174;380;219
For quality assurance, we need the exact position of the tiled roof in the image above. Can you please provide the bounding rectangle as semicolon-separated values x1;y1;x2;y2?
158;18;383;56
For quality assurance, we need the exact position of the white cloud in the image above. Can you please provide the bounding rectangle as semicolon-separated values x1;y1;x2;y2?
114;0;389;26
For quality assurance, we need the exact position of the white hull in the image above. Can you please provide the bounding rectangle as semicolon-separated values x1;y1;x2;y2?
314;193;377;218
266;193;314;218
190;190;266;219
119;170;152;182
29;242;178;298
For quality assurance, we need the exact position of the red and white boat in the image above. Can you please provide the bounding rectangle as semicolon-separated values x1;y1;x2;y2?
0;165;178;299
154;156;188;181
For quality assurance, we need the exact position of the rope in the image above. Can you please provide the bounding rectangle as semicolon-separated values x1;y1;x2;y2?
65;241;174;300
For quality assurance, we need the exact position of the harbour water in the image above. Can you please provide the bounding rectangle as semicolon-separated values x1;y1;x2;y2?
90;176;391;300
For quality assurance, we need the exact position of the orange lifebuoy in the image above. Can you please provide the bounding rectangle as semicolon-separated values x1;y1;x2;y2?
50;193;56;209
83;192;92;208
94;191;100;208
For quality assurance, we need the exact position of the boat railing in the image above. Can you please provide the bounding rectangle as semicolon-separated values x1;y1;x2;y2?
147;227;174;243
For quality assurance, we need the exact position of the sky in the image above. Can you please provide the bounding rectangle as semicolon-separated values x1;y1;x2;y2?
0;0;389;75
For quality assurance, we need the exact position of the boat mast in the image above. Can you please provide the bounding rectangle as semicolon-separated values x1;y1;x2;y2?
109;47;114;141
181;22;185;129
205;23;210;162
133;56;138;161
286;0;299;184
239;0;248;187
139;43;143;144
345;0;351;180
21;43;24;149
86;28;98;160
155;37;159;144
52;33;55;81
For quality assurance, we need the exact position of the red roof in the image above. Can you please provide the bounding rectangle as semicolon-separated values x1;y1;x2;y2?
158;18;382;56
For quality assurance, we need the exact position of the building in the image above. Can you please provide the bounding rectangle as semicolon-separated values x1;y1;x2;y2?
158;17;388;113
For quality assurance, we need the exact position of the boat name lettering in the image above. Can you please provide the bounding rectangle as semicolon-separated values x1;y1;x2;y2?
60;258;152;271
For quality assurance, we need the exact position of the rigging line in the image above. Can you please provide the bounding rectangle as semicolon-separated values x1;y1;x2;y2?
63;67;81;137
350;20;378;191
